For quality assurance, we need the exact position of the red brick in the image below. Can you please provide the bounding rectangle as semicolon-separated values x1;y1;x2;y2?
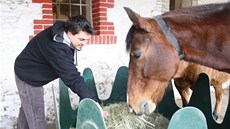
106;3;114;8
108;26;114;30
92;8;107;13
29;35;35;40
107;0;114;3
34;19;53;24
32;0;52;3
42;9;53;15
98;36;102;44
98;12;107;17
92;0;109;5
92;3;99;7
114;36;117;44
110;36;114;44
89;36;95;44
95;36;99;44
92;12;107;18
97;22;113;26
44;25;52;29
103;36;107;44
43;15;53;19
107;35;110;43
34;25;43;29
93;17;107;22
98;3;107;7
92;0;100;3
34;30;42;35
42;3;52;8
94;26;108;31
93;22;98;26
98;3;114;8
95;30;99;35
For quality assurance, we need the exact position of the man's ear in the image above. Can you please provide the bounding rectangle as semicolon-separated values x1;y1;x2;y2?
67;31;73;37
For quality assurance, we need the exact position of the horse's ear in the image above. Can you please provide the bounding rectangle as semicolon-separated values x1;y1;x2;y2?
124;7;153;32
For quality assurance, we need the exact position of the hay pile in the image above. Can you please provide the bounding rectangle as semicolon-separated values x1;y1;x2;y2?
102;102;169;129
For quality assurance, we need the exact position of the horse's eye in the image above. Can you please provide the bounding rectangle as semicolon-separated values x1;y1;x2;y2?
131;51;142;59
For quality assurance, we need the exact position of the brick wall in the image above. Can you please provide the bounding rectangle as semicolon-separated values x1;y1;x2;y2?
30;0;117;44
91;0;116;44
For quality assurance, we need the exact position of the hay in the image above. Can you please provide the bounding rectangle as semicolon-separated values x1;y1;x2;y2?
102;102;169;129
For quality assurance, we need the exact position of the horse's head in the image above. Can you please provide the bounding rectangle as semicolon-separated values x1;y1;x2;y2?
124;7;180;115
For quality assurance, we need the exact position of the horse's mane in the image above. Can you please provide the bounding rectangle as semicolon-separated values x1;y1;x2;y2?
163;2;230;17
126;25;136;52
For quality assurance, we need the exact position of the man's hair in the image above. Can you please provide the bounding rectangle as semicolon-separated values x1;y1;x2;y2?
65;15;95;35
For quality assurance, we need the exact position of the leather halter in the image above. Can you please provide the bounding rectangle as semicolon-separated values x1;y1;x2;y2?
154;15;184;59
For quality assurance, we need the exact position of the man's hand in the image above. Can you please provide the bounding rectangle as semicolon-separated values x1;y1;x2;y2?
102;110;109;119
96;102;109;119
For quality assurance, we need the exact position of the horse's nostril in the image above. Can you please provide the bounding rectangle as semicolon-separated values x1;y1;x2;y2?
141;101;152;115
144;103;150;115
141;101;148;113
129;105;134;113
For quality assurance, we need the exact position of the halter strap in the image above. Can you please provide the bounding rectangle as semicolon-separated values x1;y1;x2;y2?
154;15;184;59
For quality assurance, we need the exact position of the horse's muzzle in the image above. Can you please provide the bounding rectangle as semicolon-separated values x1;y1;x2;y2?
128;101;156;115
141;101;156;115
128;105;134;113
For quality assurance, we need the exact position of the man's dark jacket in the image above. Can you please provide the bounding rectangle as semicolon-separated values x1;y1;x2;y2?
14;21;97;101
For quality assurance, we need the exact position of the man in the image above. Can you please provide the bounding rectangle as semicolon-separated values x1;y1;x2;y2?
14;15;98;129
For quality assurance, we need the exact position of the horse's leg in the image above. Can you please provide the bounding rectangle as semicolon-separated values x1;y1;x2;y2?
174;78;191;107
212;84;223;120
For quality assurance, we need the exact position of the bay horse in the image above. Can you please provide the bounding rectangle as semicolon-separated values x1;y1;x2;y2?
124;2;230;115
174;60;230;119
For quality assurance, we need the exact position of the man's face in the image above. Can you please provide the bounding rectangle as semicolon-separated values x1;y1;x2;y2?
67;31;91;51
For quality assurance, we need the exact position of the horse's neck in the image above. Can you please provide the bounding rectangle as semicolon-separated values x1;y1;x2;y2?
164;5;230;73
